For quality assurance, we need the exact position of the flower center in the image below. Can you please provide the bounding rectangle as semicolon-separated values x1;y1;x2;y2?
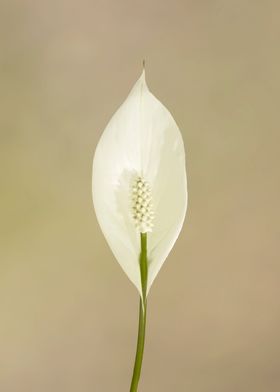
131;176;154;233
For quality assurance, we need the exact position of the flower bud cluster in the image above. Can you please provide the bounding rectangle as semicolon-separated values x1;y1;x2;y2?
131;176;154;233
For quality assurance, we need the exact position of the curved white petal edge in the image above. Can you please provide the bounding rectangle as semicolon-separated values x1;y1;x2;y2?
92;70;188;296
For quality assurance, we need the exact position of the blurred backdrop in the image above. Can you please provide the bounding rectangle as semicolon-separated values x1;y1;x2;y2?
1;1;280;391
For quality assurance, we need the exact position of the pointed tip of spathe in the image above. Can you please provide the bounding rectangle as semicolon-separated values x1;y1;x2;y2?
142;59;146;70
139;59;147;85
129;60;148;95
141;60;146;78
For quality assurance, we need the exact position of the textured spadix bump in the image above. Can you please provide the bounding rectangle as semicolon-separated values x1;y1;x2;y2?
132;176;154;233
92;70;187;295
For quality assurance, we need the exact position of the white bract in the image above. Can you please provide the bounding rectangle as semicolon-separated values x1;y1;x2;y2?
92;70;187;296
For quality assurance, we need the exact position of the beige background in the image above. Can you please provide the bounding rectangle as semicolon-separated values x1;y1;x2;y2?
1;1;280;391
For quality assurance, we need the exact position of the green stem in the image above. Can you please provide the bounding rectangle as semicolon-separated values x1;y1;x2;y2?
129;233;148;392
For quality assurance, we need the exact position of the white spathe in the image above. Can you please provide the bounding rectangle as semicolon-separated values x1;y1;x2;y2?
92;70;187;296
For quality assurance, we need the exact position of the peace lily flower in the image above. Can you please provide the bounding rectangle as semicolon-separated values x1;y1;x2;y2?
92;67;187;391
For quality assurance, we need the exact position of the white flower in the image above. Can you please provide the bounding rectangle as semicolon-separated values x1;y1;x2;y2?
92;70;187;296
